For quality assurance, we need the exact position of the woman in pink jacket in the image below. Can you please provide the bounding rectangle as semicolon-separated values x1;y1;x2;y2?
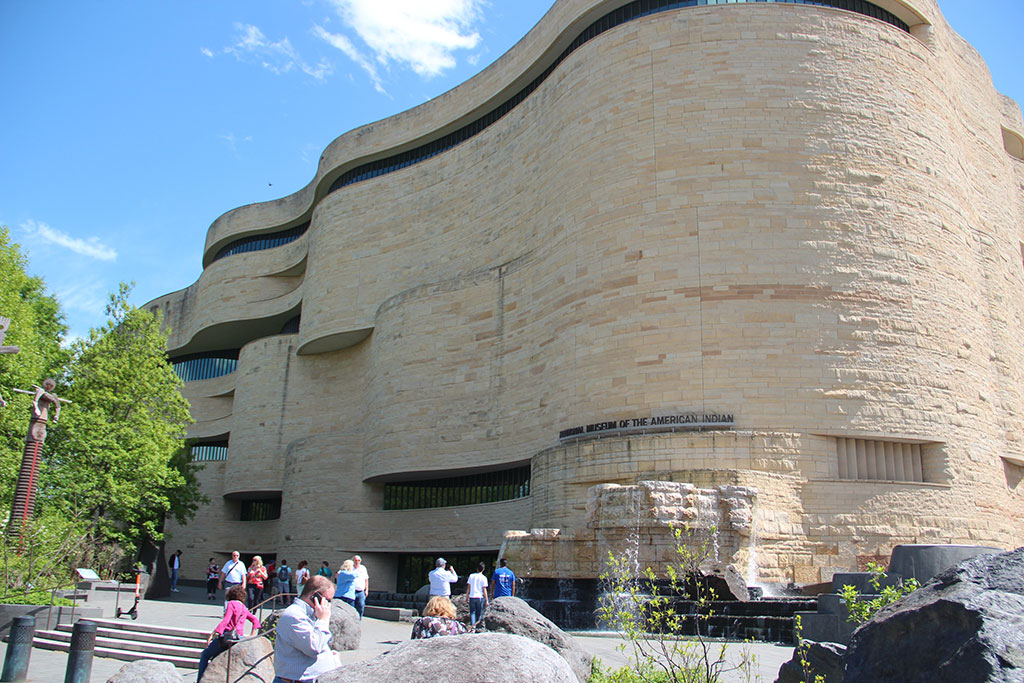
197;585;260;680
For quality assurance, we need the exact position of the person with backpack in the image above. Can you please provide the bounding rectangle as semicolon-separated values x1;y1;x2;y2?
276;559;292;604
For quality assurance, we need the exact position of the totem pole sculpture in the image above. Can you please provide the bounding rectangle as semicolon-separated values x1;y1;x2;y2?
0;316;20;409
6;379;69;538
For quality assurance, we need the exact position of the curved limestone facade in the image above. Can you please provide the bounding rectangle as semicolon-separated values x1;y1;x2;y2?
150;0;1024;591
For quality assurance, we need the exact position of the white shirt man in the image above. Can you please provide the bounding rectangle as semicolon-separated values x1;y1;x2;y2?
428;557;458;596
352;555;370;619
219;551;246;591
275;575;341;681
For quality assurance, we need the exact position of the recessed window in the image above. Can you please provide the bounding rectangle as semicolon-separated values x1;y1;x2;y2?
191;440;228;462
1003;127;1024;161
327;0;908;198
171;350;239;382
240;497;282;521
835;437;926;482
212;221;310;264
384;465;531;510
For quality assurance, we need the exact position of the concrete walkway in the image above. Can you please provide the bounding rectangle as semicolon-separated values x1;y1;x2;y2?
1;585;793;681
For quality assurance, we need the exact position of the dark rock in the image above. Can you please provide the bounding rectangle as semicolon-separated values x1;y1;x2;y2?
480;596;592;682
887;544;1002;584
775;641;845;683
450;592;470;623
319;632;576;683
695;561;750;602
107;659;182;682
844;546;1024;683
199;635;274;683
330;598;361;650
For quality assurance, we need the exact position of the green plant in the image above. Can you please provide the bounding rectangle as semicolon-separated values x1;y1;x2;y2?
839;561;920;624
596;525;757;683
1;509;88;599
792;615;825;683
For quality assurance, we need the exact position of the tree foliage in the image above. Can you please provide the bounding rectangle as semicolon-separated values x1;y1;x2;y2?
43;283;199;548
0;226;67;504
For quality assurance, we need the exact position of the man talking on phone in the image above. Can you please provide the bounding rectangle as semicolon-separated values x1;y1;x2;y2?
273;575;340;682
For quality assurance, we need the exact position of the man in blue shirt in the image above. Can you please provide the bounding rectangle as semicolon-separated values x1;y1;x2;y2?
274;575;340;682
491;558;516;599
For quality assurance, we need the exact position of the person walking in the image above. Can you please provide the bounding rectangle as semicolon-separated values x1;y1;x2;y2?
317;560;333;580
466;562;489;627
491;557;517;599
196;585;260;682
352;555;369;619
428;558;458;597
219;551;247;606
205;557;219;600
246;555;268;609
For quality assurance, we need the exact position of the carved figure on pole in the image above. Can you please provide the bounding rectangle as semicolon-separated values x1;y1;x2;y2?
6;379;71;537
0;315;20;409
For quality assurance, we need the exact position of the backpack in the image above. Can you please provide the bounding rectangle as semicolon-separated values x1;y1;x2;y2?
278;565;291;582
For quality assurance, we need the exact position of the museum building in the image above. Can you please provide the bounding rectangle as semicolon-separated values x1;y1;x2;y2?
149;0;1024;593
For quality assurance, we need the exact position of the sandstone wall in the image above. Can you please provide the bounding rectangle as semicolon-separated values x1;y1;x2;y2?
161;0;1024;588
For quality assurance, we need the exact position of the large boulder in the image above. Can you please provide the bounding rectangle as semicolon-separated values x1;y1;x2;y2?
319;632;577;683
775;641;845;683
199;635;275;683
844;547;1024;682
693;561;750;602
450;592;470;623
108;659;182;682
330;598;361;650
480;596;592;682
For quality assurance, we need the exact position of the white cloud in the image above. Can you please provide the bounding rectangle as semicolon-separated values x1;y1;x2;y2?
312;25;385;93
56;280;108;316
325;0;483;78
20;220;117;262
200;47;214;58
219;132;253;154
223;23;332;81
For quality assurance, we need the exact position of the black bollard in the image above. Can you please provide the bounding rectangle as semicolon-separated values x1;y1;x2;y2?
63;620;96;683
0;615;35;682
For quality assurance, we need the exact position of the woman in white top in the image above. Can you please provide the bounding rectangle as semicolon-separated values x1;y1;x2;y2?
295;560;310;595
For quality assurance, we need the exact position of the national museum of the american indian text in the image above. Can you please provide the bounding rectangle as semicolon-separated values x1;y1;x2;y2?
148;0;1024;594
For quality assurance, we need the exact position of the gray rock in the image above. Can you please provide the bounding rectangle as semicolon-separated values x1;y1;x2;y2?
199;635;274;683
775;641;845;683
450;592;470;623
844;546;1024;683
107;659;182;683
695;561;750;602
480;596;592;682
330;598;361;650
319;632;577;683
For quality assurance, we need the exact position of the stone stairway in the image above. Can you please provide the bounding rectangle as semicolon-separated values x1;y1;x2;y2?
32;617;206;669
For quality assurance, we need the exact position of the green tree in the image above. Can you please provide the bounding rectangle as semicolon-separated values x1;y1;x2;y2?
43;283;199;551
0;225;67;507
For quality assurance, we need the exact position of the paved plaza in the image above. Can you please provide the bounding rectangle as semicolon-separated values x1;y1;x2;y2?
1;585;794;682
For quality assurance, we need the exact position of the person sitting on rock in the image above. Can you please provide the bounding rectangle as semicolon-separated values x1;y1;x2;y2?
197;585;260;682
411;596;468;639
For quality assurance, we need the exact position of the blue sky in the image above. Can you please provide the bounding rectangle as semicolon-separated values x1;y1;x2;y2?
1;0;1021;342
